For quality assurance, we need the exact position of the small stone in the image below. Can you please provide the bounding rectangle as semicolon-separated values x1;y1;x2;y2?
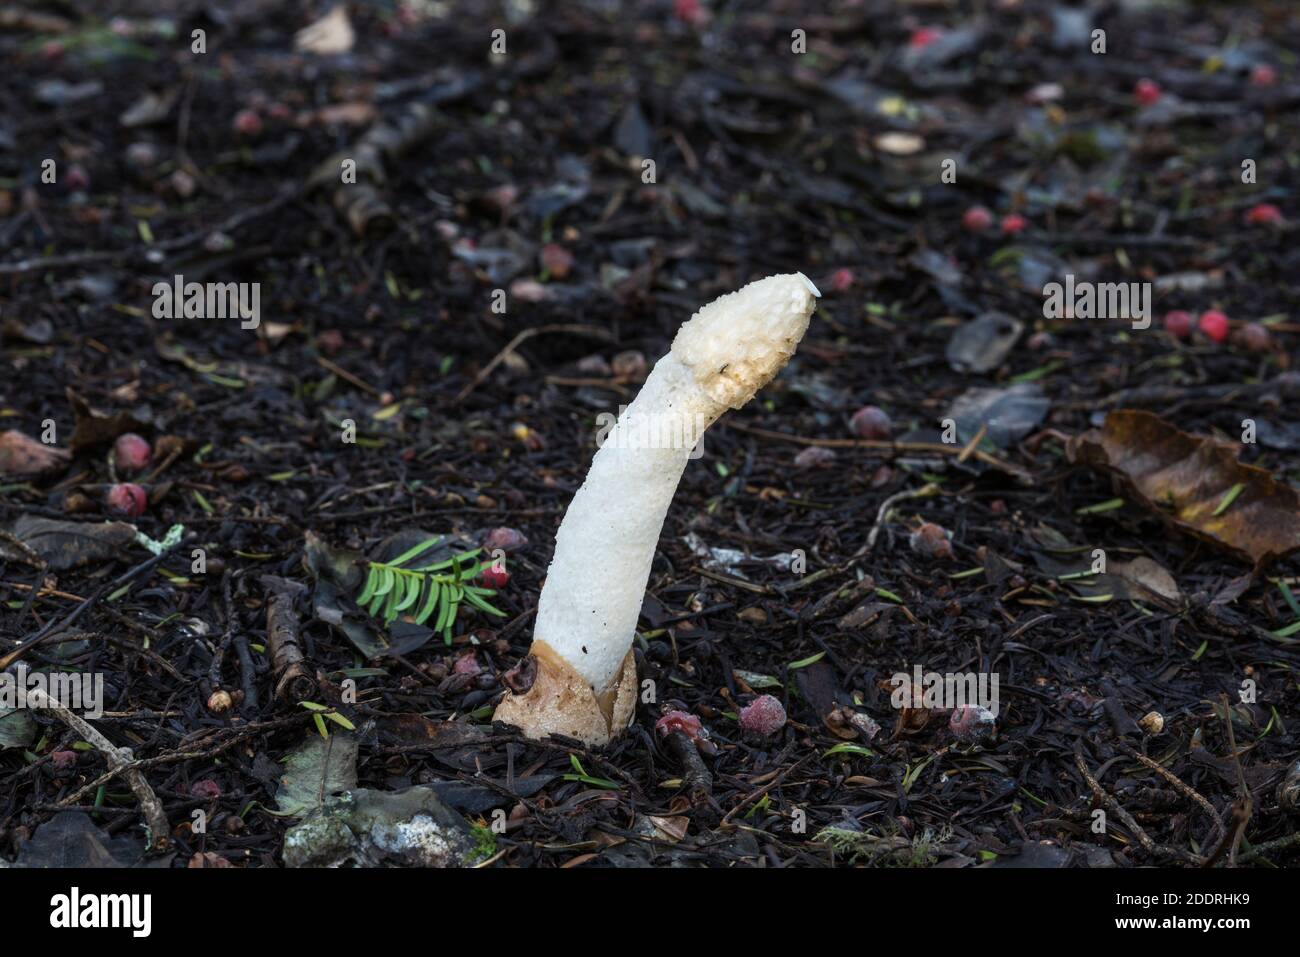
1137;711;1164;735
910;522;954;560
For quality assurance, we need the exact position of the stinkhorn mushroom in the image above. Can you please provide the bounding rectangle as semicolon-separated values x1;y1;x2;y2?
495;273;819;745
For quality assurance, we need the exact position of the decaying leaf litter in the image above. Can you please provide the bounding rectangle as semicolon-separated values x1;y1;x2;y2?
1;0;1299;868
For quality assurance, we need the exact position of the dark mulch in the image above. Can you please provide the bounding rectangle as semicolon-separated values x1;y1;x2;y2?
1;0;1298;868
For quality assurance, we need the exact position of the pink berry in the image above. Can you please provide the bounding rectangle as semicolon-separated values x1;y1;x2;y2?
949;705;995;742
909;27;942;49
962;205;993;232
672;0;708;27
40;39;65;61
539;243;574;279
850;405;892;440
1134;78;1162;107
1250;64;1277;88
739;695;787;736
1237;322;1272;353
794;446;837;469
1198;310;1229;343
191;779;222;799
656;710;705;741
480;564;509;589
1164;310;1193;339
452;652;482;676
50;750;77;771
1000;213;1028;235
232;109;262;137
113;432;152;473
828;268;855;292
483;527;528;552
64;165;90;192
106;483;147;517
1245;203;1284;226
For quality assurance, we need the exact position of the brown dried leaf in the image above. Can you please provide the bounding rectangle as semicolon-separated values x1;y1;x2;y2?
1068;410;1300;569
0;430;69;478
66;389;148;454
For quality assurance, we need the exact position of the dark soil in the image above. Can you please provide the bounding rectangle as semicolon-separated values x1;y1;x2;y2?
1;0;1298;868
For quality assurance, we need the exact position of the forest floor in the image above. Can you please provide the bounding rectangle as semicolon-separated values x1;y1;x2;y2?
1;0;1298;868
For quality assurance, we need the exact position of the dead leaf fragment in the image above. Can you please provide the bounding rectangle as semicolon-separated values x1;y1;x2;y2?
66;389;149;454
874;131;925;155
0;516;137;570
1068;410;1300;570
0;430;69;478
295;5;354;55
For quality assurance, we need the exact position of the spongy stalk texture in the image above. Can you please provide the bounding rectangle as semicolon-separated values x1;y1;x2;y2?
533;274;818;694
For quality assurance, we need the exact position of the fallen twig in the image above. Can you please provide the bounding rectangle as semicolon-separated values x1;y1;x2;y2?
29;688;170;853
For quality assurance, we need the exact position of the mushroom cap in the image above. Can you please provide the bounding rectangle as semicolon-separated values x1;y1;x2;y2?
671;273;819;409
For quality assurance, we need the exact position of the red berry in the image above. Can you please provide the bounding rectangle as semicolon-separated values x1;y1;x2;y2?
655;710;704;741
672;0;708;27
1237;322;1272;353
1250;64;1277;88
739;695;787;736
949;705;996;742
1134;78;1162;107
1000;213;1028;235
962;205;993;232
1163;310;1193;339
480;564;509;589
113;432;152;473
106;483;147;517
850;405;892;440
1245;203;1284;226
1198;310;1229;343
40;39;65;61
232;109;262;137
828;268;855;292
909;27;942;49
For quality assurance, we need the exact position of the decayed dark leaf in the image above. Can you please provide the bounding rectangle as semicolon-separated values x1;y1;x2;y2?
0;430;69;478
274;733;358;817
66;388;149;454
13;811;143;868
0;515;138;570
1068;410;1300;569
946;312;1022;373
948;383;1050;448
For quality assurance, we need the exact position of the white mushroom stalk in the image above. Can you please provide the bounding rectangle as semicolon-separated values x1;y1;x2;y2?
495;273;819;744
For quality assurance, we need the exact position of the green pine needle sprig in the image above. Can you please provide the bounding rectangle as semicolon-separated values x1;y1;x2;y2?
354;537;506;644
